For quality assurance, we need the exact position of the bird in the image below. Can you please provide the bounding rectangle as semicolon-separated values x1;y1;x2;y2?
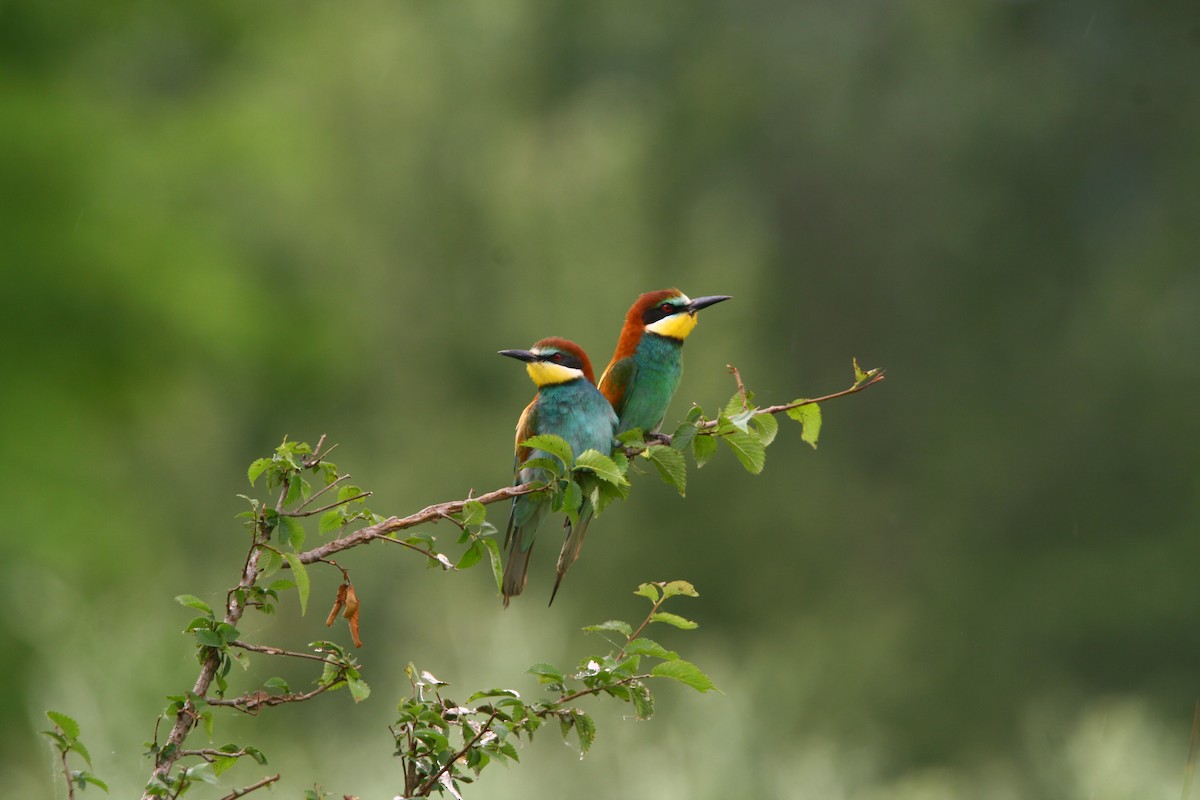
598;289;732;437
498;337;618;606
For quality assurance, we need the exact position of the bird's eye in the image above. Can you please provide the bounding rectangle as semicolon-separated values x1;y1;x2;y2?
660;303;673;312
551;352;563;362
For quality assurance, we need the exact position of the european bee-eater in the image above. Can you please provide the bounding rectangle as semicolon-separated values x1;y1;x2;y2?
498;337;618;606
598;289;732;436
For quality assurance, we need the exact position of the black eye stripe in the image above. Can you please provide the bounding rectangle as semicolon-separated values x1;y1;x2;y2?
538;351;582;370
642;302;684;325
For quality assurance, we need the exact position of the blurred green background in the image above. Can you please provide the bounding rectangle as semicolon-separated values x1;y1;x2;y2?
5;1;1200;797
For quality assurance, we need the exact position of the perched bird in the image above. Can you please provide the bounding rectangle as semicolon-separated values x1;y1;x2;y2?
598;289;732;436
498;337;618;606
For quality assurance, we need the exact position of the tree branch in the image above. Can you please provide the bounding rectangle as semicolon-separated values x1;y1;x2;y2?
218;773;280;800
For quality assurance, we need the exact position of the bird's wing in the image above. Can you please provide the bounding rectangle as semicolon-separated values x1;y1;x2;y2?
598;356;637;417
503;395;542;605
512;394;539;473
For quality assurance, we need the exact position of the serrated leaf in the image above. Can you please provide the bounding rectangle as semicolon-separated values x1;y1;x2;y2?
723;408;756;433
670;419;698;452
623;638;678;661
573;711;596;754
692;434;717;468
650;659;716;693
46;711;80;740
527;663;565;683
634;583;661;603
651;611;698;629
347;674;371;702
520;434;575;468
264;676;290;692
786;403;822;449
722;390;753;418
456;540;484;570
318;510;343;535
574;450;628;486
630;681;655;720
555;479;583;526
751;412;779;447
279;515;306;550
283;553;309;615
583;619;633;637
723;429;766;474
247;458;271;486
483;537;503;593
174;595;213;616
71;739;93;767
461;499;486;527
645;445;687;496
517;456;565;479
336;484;364;504
615;428;646;446
661;580;698;598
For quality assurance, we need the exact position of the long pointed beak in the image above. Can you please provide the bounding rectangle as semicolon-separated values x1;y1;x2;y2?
688;295;732;313
498;349;539;363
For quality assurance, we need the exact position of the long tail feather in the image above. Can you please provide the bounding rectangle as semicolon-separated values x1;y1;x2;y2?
548;508;594;606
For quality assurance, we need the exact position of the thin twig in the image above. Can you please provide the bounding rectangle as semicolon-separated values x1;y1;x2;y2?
415;710;499;796
208;681;337;712
283;491;372;518
230;640;335;664
60;746;75;800
727;364;749;411
294;482;540;566
219;773;281;800
295;473;350;512
698;370;887;431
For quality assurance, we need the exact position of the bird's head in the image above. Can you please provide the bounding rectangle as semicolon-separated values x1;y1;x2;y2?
498;337;597;387
630;289;732;341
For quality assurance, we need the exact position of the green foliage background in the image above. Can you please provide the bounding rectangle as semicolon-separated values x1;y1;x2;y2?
4;1;1199;797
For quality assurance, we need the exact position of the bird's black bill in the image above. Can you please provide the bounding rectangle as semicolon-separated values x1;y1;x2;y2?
498;349;539;363
688;295;732;312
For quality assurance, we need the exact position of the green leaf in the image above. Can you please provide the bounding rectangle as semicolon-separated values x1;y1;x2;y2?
634;583;661;603
72;739;94;767
193;629;223;648
318;510;343;535
283;553;310;615
555;479;583;526
786;403;822;449
280;515;306;550
46;711;80;740
751;411;779;447
573;711;596;754
661;580;699;598
854;356;868;384
573;449;629;486
264;676;290;692
174;595;213;616
670;418;699;453
520;434;575;468
517;456;565;479
650;659;716;693
615;428;646;446
483;537;503;593
623;638;678;661
336;484;365;504
645;444;687;496
347;673;371;703
722;390;753;418
247;458;271;486
79;773;108;792
583;619;633;637
461;499;486;527
630;680;655;721
692;434;717;468
723;429;766;474
651;611;698;629
527;663;565;683
456;539;484;570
